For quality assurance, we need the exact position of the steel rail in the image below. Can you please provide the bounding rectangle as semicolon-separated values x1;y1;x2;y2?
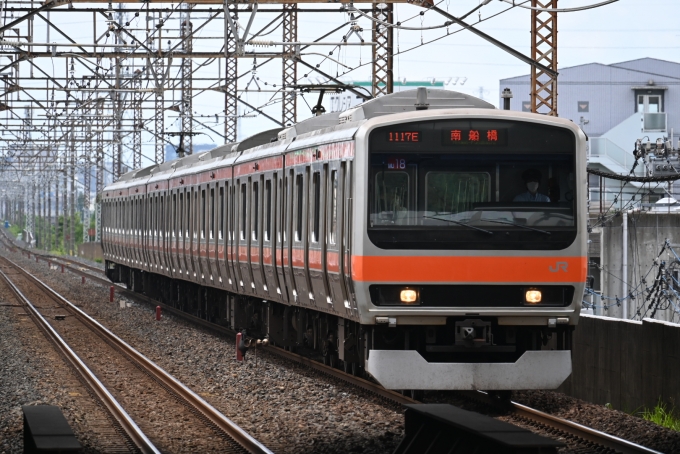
463;391;663;454
0;262;159;454
0;253;273;454
511;400;663;454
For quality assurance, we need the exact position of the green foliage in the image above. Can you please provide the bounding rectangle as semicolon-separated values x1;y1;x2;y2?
8;223;22;237
641;401;680;432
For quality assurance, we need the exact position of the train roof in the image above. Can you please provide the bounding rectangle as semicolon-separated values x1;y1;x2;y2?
106;89;494;191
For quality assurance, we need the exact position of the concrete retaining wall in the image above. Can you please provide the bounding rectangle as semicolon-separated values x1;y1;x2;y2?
559;314;680;411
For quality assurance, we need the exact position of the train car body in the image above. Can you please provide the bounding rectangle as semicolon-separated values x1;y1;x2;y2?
102;89;587;391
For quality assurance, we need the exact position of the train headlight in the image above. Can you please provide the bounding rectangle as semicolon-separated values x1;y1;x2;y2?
400;289;418;303
525;289;542;304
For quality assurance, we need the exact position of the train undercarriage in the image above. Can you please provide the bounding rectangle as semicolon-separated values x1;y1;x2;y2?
108;261;574;391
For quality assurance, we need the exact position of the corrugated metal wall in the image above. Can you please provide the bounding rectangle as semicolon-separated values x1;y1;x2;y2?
499;58;680;138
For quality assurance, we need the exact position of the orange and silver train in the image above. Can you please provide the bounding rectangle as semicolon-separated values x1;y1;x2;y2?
102;89;587;390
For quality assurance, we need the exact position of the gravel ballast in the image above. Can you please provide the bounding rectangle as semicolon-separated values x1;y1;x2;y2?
4;248;680;453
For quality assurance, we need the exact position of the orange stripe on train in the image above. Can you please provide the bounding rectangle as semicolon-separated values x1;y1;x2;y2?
351;256;587;283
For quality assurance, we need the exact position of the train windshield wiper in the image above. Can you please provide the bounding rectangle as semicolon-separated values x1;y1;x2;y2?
423;215;493;235
478;218;550;235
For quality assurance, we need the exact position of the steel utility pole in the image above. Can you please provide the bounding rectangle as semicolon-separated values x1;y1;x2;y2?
531;0;558;115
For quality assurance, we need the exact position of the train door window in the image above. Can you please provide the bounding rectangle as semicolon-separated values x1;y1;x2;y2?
330;170;338;244
312;171;321;243
210;187;215;240
279;177;284;242
201;189;206;240
295;174;303;241
219;186;225;240
172;193;177;238
265;179;272;241
193;189;198;240
185;190;190;239
252;180;259;241
160;195;165;238
240;183;247;240
374;171;409;225
230;184;235;241
179;192;184;239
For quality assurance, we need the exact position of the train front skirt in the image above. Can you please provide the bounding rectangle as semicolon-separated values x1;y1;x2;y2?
366;350;571;390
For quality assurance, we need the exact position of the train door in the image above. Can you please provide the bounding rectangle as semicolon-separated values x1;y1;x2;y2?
342;160;357;316
168;191;177;276
226;181;239;292
160;192;169;275
207;183;219;286
235;177;253;292
264;173;283;302
326;162;347;313
181;187;191;278
215;182;227;289
250;174;268;299
153;193;161;271
292;166;312;306
191;186;201;282
198;184;208;284
308;163;332;310
281;169;295;304
143;194;151;269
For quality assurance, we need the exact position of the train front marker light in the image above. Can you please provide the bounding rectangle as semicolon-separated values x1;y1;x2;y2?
400;289;417;303
525;290;542;304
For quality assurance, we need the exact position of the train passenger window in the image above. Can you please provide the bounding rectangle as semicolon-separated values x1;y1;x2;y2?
265;180;272;241
160;195;164;238
312;172;321;243
330;170;338;244
187;190;192;239
219;186;224;240
210;188;215;240
295;174;303;241
252;181;259;241
374;172;410;225
201;189;206;240
240;183;246;241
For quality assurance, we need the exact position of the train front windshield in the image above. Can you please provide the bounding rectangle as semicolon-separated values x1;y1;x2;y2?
368;119;578;250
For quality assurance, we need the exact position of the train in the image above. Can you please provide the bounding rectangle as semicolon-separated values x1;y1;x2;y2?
102;88;587;391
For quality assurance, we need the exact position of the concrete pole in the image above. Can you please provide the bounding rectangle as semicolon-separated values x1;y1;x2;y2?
622;210;628;319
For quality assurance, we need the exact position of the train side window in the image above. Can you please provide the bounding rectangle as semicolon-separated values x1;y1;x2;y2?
201;189;206;240
265;179;272;242
210;187;215;240
160;195;164;238
295;174;303;241
330;170;338;244
312;171;321;243
240;183;247;241
218;187;224;240
252;180;259;241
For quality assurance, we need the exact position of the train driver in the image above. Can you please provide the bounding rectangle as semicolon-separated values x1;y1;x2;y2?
513;168;550;202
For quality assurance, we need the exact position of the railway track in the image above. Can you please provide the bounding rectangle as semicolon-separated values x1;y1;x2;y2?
0;235;665;454
0;253;272;454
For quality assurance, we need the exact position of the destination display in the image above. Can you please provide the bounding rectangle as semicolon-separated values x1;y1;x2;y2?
442;128;508;146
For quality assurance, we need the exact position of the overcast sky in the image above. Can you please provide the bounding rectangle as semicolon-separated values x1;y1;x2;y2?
25;0;679;161
233;0;680;139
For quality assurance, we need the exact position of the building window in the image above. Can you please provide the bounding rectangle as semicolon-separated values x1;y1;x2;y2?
635;89;664;113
